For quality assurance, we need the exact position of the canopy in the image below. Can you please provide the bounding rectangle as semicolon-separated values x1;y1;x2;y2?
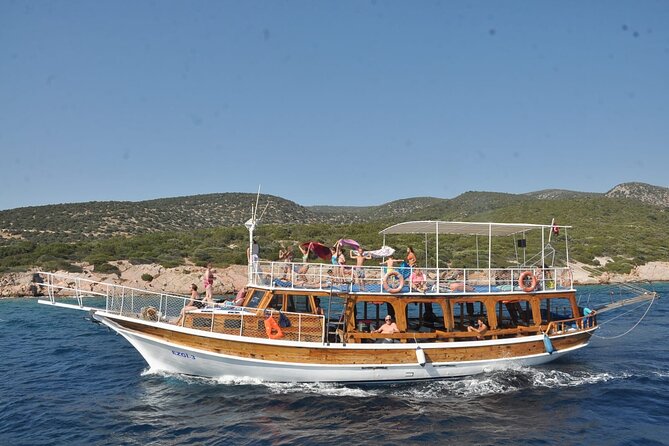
300;241;332;260
380;221;570;237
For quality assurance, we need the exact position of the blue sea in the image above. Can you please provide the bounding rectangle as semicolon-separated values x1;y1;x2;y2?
1;284;667;446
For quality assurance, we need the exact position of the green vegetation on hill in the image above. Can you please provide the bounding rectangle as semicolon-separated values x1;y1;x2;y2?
1;184;668;275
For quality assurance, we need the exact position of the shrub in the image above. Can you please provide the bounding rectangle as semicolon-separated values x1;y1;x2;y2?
95;262;121;276
141;273;154;282
40;260;83;273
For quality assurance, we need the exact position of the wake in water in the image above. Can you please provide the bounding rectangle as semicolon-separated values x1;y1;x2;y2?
385;365;629;400
140;364;631;400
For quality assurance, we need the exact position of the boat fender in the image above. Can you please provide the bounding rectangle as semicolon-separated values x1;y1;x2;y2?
264;315;284;339
415;346;426;366
383;271;404;293
518;271;537;293
543;333;556;355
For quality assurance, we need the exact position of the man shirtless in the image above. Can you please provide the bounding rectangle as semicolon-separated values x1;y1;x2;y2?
467;318;488;339
349;248;371;289
374;315;399;334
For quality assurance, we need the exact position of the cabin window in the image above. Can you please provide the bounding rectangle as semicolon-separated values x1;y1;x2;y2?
496;299;534;327
286;294;310;313
539;297;574;323
268;294;284;310
405;301;445;331
353;301;390;330
452;300;487;331
246;290;265;309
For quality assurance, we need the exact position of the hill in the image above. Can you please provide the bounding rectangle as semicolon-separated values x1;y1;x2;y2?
1;182;668;275
0;193;320;244
606;182;669;207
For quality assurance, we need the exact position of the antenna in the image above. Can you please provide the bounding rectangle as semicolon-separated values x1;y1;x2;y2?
245;186;263;284
258;201;270;223
254;185;261;219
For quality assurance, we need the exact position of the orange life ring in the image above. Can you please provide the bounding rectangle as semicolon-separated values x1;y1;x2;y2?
383;271;404;293
518;271;537;292
264;316;284;339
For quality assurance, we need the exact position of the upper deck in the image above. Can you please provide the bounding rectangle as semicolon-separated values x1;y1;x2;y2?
247;219;574;296
250;261;573;295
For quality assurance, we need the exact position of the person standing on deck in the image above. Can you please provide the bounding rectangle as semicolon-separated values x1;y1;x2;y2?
247;238;260;281
203;264;215;303
406;246;417;268
350;247;371;290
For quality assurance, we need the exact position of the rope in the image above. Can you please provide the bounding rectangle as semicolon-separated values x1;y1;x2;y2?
592;294;657;340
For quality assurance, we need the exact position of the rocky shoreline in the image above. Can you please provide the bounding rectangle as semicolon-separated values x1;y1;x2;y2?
1;260;668;298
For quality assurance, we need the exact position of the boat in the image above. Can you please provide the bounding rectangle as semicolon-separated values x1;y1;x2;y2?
36;216;658;383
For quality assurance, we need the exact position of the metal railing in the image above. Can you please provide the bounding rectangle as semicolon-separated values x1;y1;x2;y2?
545;313;597;335
249;261;573;294
36;272;325;343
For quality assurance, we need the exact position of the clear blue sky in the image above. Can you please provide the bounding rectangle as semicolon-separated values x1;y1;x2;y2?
1;1;668;211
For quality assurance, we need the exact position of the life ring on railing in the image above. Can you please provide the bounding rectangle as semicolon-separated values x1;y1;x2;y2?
264;316;284;339
518;271;537;292
383;271;404;293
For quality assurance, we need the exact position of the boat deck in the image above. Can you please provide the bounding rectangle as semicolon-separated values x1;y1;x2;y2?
250;261;572;295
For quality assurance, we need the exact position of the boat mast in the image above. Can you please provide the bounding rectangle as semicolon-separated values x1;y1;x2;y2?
244;186;262;283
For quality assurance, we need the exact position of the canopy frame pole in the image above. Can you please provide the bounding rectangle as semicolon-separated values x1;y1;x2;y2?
424;233;428;269
435;221;440;290
488;224;493;291
476;235;479;269
565;227;570;266
541;227;545;268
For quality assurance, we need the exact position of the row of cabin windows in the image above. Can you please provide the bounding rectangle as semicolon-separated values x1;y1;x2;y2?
244;290;575;331
352;297;575;332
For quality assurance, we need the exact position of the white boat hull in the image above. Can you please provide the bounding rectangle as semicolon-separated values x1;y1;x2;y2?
99;314;586;383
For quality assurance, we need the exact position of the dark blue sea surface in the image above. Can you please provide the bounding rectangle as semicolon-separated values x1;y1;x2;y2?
1;284;667;445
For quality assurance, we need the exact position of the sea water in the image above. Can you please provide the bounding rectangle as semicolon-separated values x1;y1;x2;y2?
0;284;667;445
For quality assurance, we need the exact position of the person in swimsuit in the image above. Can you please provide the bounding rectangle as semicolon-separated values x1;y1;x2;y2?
175;284;205;326
203;263;215;303
382;255;403;273
350;247;371;289
410;268;427;292
330;245;341;280
279;245;293;278
467;318;489;339
406;246;417;268
295;243;312;283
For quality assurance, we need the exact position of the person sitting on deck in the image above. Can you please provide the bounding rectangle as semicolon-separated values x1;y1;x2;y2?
373;315;400;342
175;284;205;326
410;268;427;292
233;287;247;306
467;318;488;339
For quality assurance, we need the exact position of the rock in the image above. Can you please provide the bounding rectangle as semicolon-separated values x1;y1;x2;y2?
1;261;668;298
